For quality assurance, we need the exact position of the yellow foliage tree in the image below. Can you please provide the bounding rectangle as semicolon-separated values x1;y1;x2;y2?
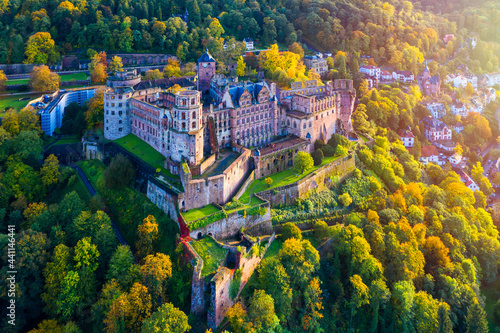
18;106;41;132
163;59;182;78
136;215;159;258
23;202;48;220
91;62;107;84
2;108;20;135
108;56;123;73
29;65;60;92
25;32;59;64
236;56;246;77
40;154;60;187
85;91;104;129
0;69;6;90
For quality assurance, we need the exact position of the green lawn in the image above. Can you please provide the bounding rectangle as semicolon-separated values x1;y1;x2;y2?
182;204;220;223
0;94;39;114
78;159;106;188
114;133;179;179
190;237;228;277
54;136;81;145
6;73;88;86
240;155;340;202
482;277;500;332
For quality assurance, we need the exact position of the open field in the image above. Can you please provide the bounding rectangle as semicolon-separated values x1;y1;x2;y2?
6;73;88;86
0;94;40;114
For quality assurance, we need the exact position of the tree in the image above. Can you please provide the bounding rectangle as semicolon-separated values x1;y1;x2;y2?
313;220;330;240
136;215;159;258
141;303;190;333
2;109;20;135
143;69;163;80
103;153;136;189
258;259;293;324
262;18;277;46
25;32;59;64
288;42;304;58
281;222;302;241
349;274;369;330
248;290;280;332
18;106;41;132
108;56;123;74
336;145;349;157
91;63;107;84
127;283;152;331
295;151;314;174
311;149;324;166
236;56;246;76
107;245;139;290
226;303;249;333
163;59;182;78
302;277;324;331
465;82;474;96
265;177;273;187
85;91;104;129
141;253;172;308
208;18;225;38
466;300;488;333
29;65;60;92
339;192;353;207
40;154;60;187
0;70;6;91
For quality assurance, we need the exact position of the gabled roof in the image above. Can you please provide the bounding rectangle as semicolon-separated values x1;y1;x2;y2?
227;81;273;106
398;129;415;138
422;116;447;131
198;51;216;63
243;37;254;42
421;145;439;158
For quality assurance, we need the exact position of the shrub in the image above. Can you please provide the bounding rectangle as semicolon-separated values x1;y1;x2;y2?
338;193;352;207
188;210;228;231
313;220;330;240
265;177;273;187
314;139;326;150
281;222;302;241
311;149;324;166
229;269;242;300
295;151;314;174
336;145;348;157
321;144;335;157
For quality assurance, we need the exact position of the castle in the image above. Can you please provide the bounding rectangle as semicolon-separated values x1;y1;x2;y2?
104;51;356;216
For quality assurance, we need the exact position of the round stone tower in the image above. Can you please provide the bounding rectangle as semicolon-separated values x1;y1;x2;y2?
171;90;204;165
104;86;133;140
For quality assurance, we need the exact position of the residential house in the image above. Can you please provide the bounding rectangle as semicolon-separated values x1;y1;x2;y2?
451;122;465;134
449;153;462;165
420;145;441;165
304;56;329;75
445;74;468;88
425;102;446;119
443;34;455;44
450;101;468;117
465;73;478;89
359;65;381;80
459;170;480;191
393;70;414;83
484;73;500;87
398;129;415;148
422;116;452;141
417;64;441;96
243;37;254;50
380;70;393;82
362;74;378;90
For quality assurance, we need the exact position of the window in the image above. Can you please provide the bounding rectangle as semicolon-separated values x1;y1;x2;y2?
119;103;122;107
118;127;122;132
192;121;196;129
119;120;122;124
106;127;108;130
111;111;115;115
111;103;115;107
182;112;186;120
106;110;109;114
192;111;196;118
118;111;122;115
182;123;186;130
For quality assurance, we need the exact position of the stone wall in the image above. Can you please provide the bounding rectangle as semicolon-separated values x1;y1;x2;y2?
190;154;216;176
182;239;205;314
146;178;180;224
257;153;356;206
234;170;255;200
181;147;252;210
188;200;271;240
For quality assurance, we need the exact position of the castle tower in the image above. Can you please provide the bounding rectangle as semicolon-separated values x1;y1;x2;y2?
104;69;140;140
171;90;204;165
334;79;356;134
197;50;216;94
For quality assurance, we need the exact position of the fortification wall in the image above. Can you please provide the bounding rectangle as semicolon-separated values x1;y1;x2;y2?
146;178;180;224
188;201;270;240
257;153;356;206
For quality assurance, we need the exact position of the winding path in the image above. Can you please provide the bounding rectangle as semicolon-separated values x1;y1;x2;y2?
70;164;128;246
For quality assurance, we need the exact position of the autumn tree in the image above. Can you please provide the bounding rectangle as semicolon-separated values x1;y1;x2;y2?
265;177;273;187
107;245;140;290
136;215;159;258
29;65;60;92
2;109;20;135
0;70;6;91
141;302;190;333
140;253;172;308
18;106;41;132
465;82;474;96
163;59;182;78
281;222;302;241
295;151;314;174
40;154;60;187
236;56;246;76
103;153;136;190
288;42;304;58
25;32;59;64
108;56;123;74
339;192;353;207
85;91;104;129
143;69;163;80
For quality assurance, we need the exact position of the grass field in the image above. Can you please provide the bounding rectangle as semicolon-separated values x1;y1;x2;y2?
0;94;39;114
6;73;88;86
239;155;340;203
191;237;228;277
482;278;500;331
182;204;220;223
54;136;81;145
114;133;179;179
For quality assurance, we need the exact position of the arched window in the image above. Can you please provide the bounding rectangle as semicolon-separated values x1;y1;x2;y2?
192;111;196;119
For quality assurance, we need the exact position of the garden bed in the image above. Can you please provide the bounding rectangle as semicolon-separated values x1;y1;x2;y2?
190;237;228;277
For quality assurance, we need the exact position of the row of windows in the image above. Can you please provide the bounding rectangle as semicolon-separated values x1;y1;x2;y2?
236;113;271;126
106;110;123;115
236;104;270;116
106;103;123;107
106;127;123;132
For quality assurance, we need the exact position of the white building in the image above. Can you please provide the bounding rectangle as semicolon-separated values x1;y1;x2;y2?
425;102;446;119
420;145;441;165
393;71;414;83
380;70;393;82
450;101;469;117
445;74;468;88
422;116;452;141
243;37;254;51
359;65;381;80
398;129;415;147
485;73;500;87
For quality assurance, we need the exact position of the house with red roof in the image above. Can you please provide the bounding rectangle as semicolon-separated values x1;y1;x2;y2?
398;129;415;148
393;70;414;83
420;145;440;165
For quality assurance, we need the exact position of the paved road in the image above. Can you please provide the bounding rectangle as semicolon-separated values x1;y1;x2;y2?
71;164;128;245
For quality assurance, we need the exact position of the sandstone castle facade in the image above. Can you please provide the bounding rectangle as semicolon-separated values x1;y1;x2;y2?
104;51;356;212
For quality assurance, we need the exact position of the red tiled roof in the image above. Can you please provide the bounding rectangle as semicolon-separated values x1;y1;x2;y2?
421;145;439;158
